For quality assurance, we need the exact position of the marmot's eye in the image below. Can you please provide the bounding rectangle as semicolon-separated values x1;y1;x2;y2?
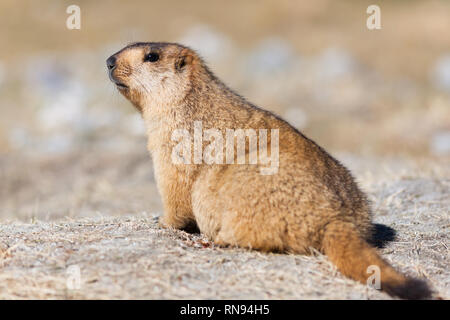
145;52;159;62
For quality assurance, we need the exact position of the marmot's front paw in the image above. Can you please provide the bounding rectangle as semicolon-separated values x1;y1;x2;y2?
158;216;172;229
158;216;199;233
158;215;184;230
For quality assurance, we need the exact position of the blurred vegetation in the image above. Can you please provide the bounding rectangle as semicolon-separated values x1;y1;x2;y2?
0;0;449;157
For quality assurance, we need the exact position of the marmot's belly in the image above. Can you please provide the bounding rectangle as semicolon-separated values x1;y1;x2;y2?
190;164;342;253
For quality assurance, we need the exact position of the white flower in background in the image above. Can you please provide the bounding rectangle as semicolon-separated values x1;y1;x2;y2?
8;128;31;149
39;134;74;154
0;62;5;88
430;131;450;155
316;47;356;81
431;54;450;92
37;80;86;132
284;107;308;130
178;25;233;62
8;127;74;154
123;113;146;136
245;38;295;76
26;57;70;94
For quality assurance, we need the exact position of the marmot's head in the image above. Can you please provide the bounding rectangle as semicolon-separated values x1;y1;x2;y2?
106;42;197;110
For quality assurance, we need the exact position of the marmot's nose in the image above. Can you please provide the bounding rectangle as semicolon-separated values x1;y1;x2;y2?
106;56;116;71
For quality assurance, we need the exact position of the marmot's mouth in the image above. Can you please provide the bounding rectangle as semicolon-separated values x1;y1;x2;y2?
115;83;128;89
108;73;129;89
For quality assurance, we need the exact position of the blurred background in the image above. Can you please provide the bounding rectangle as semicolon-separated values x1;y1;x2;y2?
0;0;449;220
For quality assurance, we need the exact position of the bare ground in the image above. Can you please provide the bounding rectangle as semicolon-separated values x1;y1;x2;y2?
0;151;448;299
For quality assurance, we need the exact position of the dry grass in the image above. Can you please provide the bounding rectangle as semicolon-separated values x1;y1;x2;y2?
0;151;448;299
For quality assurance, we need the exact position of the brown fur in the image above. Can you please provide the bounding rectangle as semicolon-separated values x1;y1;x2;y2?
107;42;432;299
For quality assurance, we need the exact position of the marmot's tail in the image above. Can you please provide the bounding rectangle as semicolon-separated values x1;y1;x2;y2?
322;221;431;299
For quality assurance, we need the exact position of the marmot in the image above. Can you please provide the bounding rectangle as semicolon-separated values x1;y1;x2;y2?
106;42;431;299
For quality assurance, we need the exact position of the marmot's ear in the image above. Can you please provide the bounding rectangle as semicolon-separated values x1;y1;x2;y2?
175;50;193;72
